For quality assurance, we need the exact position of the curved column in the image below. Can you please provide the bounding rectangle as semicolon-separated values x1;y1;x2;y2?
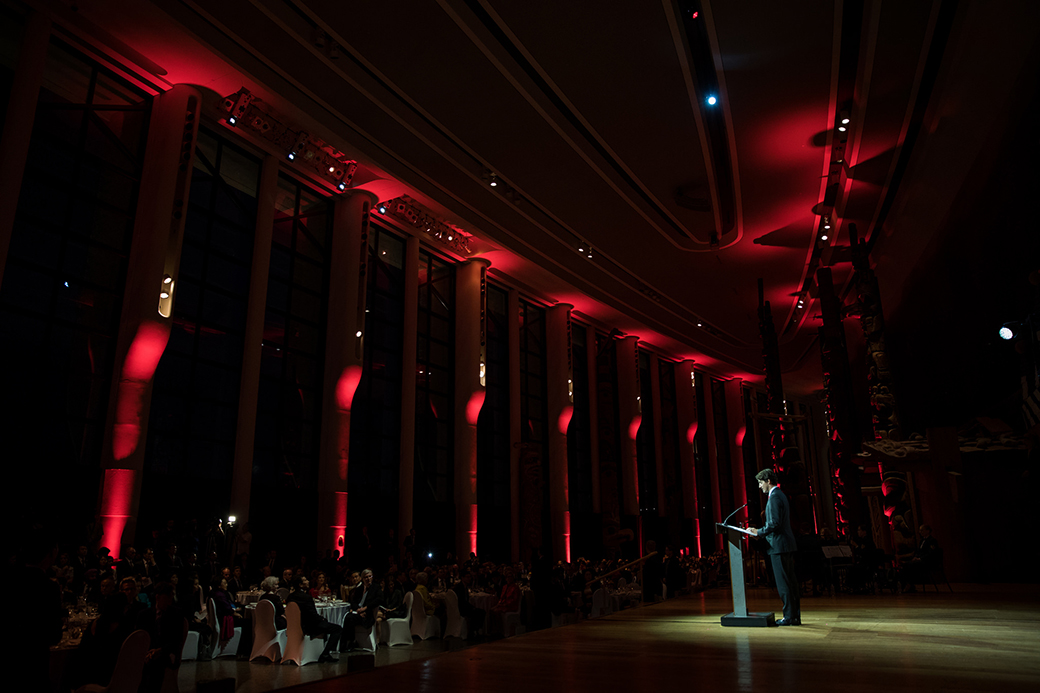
454;259;490;559
397;236;420;549
317;190;377;555
546;303;573;562
229;155;279;525
98;85;203;557
701;376;724;551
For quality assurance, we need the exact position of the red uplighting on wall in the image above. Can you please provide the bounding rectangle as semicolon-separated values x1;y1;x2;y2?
113;321;170;460
686;421;699;444
330;491;348;553
468;503;479;555
734;425;747;447
628;415;642;441
563;510;571;563
335;365;364;411
99;468;136;558
465;390;486;425
557;405;573;435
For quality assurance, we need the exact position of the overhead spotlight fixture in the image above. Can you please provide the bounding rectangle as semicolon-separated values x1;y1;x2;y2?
821;234;829;241
160;290;169;299
356;330;363;338
163;275;173;285
489;173;498;187
841;116;850;125
999;326;1014;340
823;219;831;230
838;125;847;132
447;233;453;241
706;95;718;106
287;152;296;161
328;166;335;173
337;182;347;191
697;322;703;327
377;203;387;214
227;115;237;126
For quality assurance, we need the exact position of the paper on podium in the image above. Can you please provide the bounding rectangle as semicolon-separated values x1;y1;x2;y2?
718;523;755;536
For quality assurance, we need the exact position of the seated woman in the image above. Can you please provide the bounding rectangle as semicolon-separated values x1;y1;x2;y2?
259;576;286;630
489;568;521;635
377;573;405;624
210;576;244;647
309;571;333;599
414;571;436;615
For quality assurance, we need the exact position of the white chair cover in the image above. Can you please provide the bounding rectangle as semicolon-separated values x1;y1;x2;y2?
441;589;467;639
591;587;609;618
206;598;242;658
180;630;199;661
409;590;440;640
382;591;413;646
353;624;378;652
281;601;325;666
249;598;287;662
74;629;150;693
502;594;523;637
617;577;627;590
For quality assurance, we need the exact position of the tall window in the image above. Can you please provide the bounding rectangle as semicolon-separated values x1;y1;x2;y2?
712;377;734;512
414;251;454;557
0;38;150;526
519;299;549;554
477;284;510;560
144;129;259;523
693;372;714;555
657;359;683;543
350;223;405;545
567;323;595;557
636;349;658;515
251;176;331;545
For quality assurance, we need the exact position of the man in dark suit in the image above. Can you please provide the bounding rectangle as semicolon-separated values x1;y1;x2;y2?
136;582;184;693
750;468;801;625
287;575;341;662
341;569;382;650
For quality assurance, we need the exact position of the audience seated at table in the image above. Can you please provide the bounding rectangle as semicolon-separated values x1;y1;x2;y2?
135;582;184;693
310;571;333;599
341;568;382;649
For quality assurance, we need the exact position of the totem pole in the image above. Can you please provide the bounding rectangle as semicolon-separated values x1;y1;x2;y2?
816;267;862;537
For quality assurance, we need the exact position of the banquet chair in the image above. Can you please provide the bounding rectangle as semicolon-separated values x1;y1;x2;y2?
501;593;523;637
180;630;200;661
442;589;468;639
74;629;150;693
617;577;627;590
590;588;610;618
282;602;325;666
409;590;441;640
206;598;242;658
276;587;290;601
353;623;378;652
381;591;413;646
250;599;287;662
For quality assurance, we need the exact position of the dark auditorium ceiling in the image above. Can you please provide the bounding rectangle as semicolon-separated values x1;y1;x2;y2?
35;0;1040;393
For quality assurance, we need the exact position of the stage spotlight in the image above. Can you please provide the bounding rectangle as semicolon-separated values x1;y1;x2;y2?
337;182;346;191
489;173;498;187
999;326;1014;340
377;203;387;214
821;234;828;241
706;95;717;105
227;115;237;126
287;152;295;161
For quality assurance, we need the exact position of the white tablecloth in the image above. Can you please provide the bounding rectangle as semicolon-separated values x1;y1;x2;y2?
236;590;262;605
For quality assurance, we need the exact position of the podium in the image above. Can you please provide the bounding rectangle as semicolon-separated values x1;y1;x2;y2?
716;522;776;627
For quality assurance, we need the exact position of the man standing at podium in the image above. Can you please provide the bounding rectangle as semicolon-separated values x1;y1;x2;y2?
749;468;801;626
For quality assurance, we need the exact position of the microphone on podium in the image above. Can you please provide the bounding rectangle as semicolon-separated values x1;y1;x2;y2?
722;503;748;527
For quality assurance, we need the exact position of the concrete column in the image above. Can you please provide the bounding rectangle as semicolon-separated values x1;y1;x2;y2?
585;325;601;513
0;11;50;290
397;236;420;547
228;156;278;525
317;190;377;555
701;375;724;551
724;378;748;509
454;259;490;560
674;360;701;555
508;289;522;562
546;304;573;562
97;85;203;557
650;353;666;518
615;336;641;536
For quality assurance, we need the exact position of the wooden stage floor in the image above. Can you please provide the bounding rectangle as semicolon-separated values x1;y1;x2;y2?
189;585;1040;693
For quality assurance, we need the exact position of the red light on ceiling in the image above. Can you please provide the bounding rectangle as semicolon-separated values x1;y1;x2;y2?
691;11;699;19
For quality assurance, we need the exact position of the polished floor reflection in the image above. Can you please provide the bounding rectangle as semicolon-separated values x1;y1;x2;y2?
183;585;1040;693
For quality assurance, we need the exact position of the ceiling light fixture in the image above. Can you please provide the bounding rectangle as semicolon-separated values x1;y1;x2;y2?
821;234;829;241
706;95;717;106
999;326;1014;340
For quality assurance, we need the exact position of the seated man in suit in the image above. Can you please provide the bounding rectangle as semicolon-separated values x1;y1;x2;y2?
286;575;341;662
341;568;382;650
